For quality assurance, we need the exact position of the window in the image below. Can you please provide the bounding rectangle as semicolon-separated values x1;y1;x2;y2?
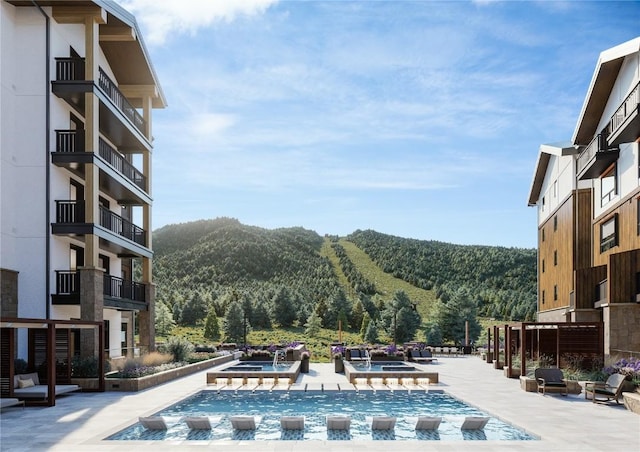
542;290;545;305
542;259;545;273
601;165;617;206
600;215;618;253
637;199;640;236
554;285;558;301
553;215;558;231
541;228;545;242
553;180;558;198
554;250;558;266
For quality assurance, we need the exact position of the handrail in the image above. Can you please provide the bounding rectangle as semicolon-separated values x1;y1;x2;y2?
98;138;147;191
607;81;639;137
103;274;146;303
576;133;607;176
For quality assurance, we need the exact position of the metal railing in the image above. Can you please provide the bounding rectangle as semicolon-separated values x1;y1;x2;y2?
607;81;639;138
576;133;608;176
596;279;608;302
54;58;146;135
54;201;146;247
98;138;147;191
55;129;85;153
55;270;79;295
104;274;146;303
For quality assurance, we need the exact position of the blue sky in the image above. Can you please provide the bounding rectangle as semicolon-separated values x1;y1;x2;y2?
119;0;639;248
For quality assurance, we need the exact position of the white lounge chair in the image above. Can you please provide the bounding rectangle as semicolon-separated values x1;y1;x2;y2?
460;416;489;430
371;416;396;430
230;415;257;430
139;416;168;430
13;373;79;400
184;416;213;430
415;416;441;430
280;416;305;430
0;398;24;410
326;415;351;431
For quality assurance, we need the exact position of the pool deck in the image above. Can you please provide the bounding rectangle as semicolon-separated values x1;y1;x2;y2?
1;356;638;451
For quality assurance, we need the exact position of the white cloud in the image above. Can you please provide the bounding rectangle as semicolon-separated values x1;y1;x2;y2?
119;0;278;45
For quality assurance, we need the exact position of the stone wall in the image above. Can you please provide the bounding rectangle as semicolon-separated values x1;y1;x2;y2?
0;268;18;317
605;303;640;356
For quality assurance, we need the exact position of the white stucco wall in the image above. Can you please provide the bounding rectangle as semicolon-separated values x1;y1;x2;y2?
537;153;576;226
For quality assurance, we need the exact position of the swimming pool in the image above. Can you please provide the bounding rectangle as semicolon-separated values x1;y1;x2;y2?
107;390;537;441
344;360;439;384
207;360;300;385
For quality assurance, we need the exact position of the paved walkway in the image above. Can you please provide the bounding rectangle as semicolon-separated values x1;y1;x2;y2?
1;356;639;451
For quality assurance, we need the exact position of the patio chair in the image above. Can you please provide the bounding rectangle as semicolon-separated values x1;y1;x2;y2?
415;416;441;431
326;415;351;431
280;415;305;430
139;416;168;430
534;368;568;396
460;416;489;430
371;416;396;430
230;415;258;430
584;373;628;404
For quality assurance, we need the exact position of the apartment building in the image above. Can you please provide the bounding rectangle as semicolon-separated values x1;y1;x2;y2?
528;37;640;355
0;0;166;360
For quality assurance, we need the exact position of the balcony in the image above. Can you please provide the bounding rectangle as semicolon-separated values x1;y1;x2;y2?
606;81;640;147
594;279;608;308
576;133;619;180
52;271;147;310
52;129;148;203
52;58;149;150
52;201;150;258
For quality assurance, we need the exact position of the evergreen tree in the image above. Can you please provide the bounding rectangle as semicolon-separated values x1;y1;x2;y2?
223;300;246;343
381;290;421;344
360;311;371;339
155;301;175;336
203;309;220;341
179;291;208;325
271;287;296;327
364;320;379;344
326;289;352;330
314;298;329;327
351;299;365;333
251;298;272;329
304;311;322;337
424;322;443;345
431;288;481;345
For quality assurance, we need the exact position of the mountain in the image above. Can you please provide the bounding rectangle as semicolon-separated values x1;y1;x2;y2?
152;218;537;326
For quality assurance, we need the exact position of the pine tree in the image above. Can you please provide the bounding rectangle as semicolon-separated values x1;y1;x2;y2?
304;311;322;337
155;301;175;336
223;300;247;343
364;320;379;344
203;310;220;341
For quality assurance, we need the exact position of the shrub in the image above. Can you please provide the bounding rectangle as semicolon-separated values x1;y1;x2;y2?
164;336;194;362
141;352;173;367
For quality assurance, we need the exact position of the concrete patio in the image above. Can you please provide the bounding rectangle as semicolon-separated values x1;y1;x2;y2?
0;355;638;451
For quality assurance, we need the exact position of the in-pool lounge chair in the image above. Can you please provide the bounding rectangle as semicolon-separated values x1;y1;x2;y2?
139;416;168;430
0;398;25;410
13;373;80;400
230;415;258;430
534;368;568;396
371;416;396;430
585;373;627;404
415;416;441;430
185;416;214;430
326;415;351;431
460;416;489;430
280;416;305;430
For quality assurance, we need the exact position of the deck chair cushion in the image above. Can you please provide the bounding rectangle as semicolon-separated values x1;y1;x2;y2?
139;416;168;430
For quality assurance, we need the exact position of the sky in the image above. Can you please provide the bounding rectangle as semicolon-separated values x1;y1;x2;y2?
118;0;640;248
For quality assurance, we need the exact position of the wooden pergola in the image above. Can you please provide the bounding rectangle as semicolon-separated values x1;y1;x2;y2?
0;317;105;406
490;322;604;378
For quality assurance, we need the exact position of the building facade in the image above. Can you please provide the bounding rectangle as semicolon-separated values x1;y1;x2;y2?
528;37;640;356
0;0;165;360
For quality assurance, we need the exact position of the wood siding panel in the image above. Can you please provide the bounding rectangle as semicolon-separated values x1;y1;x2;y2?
608;249;640;304
594;192;640;267
574;265;607;309
539;195;575;312
575;189;593;270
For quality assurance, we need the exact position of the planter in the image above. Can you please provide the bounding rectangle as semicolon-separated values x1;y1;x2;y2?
334;358;344;373
300;359;310;373
70;377;100;391
106;352;239;392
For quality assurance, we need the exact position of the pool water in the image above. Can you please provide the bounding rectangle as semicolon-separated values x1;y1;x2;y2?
224;362;293;372
350;362;415;372
107;390;536;441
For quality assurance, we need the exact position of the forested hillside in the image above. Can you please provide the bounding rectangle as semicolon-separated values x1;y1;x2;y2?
346;229;537;321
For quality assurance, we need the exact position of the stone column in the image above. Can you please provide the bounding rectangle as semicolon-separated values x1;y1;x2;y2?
79;267;104;358
138;282;155;353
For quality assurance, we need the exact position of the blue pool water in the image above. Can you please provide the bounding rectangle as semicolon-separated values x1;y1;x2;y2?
350;361;415;372
107;390;536;441
223;361;293;372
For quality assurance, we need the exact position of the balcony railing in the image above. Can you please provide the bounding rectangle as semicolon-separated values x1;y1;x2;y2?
98;138;146;191
54;58;147;135
97;68;146;134
54;201;146;247
577;134;608;175
596;279;608;305
54;131;147;192
99;205;146;246
104;274;146;303
607;81;639;138
54;270;146;304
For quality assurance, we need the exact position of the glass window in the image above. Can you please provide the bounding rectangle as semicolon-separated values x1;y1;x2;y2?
601;165;616;206
553;285;558;301
600;215;618;253
554;250;557;266
554;215;557;231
